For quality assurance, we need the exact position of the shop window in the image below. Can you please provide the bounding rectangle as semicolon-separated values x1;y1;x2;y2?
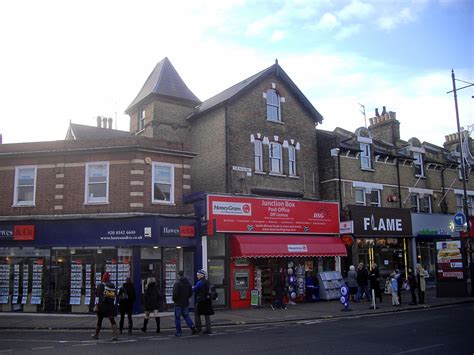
266;89;281;122
360;143;372;170
14;166;37;206
288;145;297;176
85;162;109;204
413;152;425;177
152;162;174;204
269;142;282;174
254;140;263;172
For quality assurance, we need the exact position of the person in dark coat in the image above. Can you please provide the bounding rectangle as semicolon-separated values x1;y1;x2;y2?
407;267;418;305
141;277;162;333
356;263;371;302
172;271;196;337
117;277;136;335
272;274;286;309
369;263;382;303
92;272;118;340
395;269;404;305
193;269;213;334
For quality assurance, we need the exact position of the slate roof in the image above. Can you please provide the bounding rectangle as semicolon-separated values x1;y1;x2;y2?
126;57;201;113
66;123;130;140
187;61;323;123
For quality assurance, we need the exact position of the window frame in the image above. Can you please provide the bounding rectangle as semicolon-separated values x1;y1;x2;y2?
254;140;263;172
84;161;109;204
355;188;380;207
138;109;146;131
456;194;474;215
269;142;283;174
266;89;281;122
288;145;297;176
413;152;425;177
152;162;175;204
13;165;37;206
410;194;431;213
360;142;372;170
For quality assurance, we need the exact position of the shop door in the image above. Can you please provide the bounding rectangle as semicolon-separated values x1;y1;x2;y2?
140;247;163;309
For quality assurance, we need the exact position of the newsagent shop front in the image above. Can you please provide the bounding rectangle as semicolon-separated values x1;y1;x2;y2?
0;216;200;313
194;194;346;309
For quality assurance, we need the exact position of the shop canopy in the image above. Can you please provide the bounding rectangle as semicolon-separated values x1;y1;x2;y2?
231;235;347;259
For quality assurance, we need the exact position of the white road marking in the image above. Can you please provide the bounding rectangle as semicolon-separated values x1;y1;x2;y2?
31;346;55;350
394;344;444;354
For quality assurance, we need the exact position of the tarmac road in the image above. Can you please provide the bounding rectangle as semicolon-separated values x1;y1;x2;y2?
0;303;473;355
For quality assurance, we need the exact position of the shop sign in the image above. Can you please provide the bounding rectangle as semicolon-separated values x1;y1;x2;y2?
288;245;308;252
340;221;353;234
436;240;464;281
349;206;411;237
207;195;339;234
0;225;35;241
161;226;195;238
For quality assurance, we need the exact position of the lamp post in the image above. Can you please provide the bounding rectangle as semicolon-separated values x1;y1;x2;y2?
448;69;473;296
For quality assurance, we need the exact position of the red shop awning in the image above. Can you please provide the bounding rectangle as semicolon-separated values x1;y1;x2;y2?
231;235;347;259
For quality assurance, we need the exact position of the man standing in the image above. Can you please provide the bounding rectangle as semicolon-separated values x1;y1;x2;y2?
172;271;197;337
193;269;213;334
356;263;371;302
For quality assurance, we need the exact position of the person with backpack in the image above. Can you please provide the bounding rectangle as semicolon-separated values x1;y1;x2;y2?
172;271;197;337
117;277;136;335
141;277;162;333
91;272;118;341
193;269;213;334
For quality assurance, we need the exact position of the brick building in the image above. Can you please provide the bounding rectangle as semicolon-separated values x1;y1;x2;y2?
317;106;474;282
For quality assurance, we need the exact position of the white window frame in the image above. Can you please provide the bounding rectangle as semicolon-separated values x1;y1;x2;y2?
456;194;474;215
13;166;37;206
152;162;175;204
410;194;431;213
254;140;263;172
360;143;372;170
85;162;109;204
269;142;282;174
288;145;296;176
139;109;146;131
266;89;281;122
413;152;425;177
354;188;380;207
355;188;365;205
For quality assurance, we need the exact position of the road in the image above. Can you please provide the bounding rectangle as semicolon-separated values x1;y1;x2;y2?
0;303;473;354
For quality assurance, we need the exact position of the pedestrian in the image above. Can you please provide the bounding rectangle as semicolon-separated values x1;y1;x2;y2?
141;277;162;333
91;272;118;340
117;277;136;335
271;274;286;309
407;267;418;305
193;269;213;334
395;269;404;305
390;272;400;306
356;263;371;302
416;264;429;304
369;263;382;303
172;271;197;337
346;265;358;301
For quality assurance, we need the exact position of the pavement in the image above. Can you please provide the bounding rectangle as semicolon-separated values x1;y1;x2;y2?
0;287;473;331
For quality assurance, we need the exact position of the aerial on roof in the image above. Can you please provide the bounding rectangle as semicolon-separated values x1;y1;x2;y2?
66;123;130;141
126;57;201;113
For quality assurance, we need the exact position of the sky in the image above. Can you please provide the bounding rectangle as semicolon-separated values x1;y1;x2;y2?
1;0;473;147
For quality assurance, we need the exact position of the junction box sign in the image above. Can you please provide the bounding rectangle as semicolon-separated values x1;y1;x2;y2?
207;195;340;234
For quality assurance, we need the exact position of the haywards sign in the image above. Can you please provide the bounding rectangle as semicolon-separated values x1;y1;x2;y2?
207;195;339;234
349;205;411;237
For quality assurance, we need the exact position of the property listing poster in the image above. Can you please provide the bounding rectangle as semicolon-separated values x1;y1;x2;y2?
436;240;464;280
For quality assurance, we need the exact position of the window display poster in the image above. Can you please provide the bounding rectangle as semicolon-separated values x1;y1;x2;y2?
0;264;10;304
436;240;463;280
31;261;43;305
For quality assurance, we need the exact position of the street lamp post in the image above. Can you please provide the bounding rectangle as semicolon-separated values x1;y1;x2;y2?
448;69;473;296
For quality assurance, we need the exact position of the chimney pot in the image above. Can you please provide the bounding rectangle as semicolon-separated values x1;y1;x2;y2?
0;134;2;144
97;116;102;128
375;108;379;117
102;117;107;128
108;117;113;129
382;106;387;115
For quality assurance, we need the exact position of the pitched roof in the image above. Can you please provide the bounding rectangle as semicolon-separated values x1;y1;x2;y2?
66;123;130;140
126;57;201;113
187;61;323;123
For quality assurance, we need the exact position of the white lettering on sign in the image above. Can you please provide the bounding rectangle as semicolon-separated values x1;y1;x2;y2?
363;215;403;231
287;245;308;252
212;201;252;216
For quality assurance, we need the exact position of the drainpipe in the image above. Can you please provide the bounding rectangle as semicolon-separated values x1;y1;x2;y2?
224;106;230;193
396;154;402;208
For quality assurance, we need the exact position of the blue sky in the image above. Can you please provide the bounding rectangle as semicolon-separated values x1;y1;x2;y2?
0;0;473;146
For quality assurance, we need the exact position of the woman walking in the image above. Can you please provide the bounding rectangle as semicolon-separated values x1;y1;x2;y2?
92;272;118;340
117;277;136;335
141;277;162;333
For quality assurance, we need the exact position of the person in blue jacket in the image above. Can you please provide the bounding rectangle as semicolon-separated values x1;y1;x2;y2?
193;269;213;334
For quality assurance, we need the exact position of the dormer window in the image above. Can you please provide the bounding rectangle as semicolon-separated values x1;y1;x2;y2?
360;143;372;170
138;109;146;131
266;89;281;122
413;152;425;177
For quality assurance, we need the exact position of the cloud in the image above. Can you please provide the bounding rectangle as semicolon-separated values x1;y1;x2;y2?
338;0;374;21
318;12;339;30
271;30;286;42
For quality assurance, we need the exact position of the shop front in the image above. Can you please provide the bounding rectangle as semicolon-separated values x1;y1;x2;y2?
198;194;345;309
348;205;412;280
0;216;200;313
411;213;457;284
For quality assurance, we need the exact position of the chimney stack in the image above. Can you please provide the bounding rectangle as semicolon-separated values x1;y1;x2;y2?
368;105;400;144
97;116;102;128
108;117;113;129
